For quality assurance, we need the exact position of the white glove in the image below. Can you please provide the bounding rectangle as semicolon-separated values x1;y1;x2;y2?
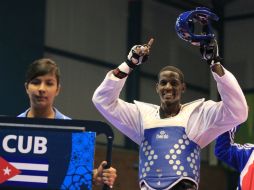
126;38;154;68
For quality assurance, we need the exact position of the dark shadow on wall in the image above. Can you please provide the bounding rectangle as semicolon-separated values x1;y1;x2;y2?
0;0;45;116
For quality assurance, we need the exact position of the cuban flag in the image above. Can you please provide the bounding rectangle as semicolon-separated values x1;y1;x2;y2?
0;156;49;188
240;152;254;190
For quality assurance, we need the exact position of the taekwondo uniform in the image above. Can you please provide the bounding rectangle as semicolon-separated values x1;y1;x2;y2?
92;63;248;189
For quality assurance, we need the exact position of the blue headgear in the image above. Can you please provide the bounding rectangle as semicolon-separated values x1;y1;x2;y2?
175;7;219;46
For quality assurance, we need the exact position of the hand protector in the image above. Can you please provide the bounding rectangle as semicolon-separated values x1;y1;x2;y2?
126;44;150;69
200;39;222;65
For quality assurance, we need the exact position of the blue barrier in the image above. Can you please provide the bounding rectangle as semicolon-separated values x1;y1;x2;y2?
0;117;114;190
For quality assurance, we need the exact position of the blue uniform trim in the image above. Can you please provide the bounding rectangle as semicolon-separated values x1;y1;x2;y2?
215;127;254;190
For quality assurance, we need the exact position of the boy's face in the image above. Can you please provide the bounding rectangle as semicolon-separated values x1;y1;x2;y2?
25;73;60;110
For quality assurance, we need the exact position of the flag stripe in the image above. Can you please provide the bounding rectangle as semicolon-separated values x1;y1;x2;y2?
9;175;48;183
3;180;48;188
5;156;48;164
10;162;49;171
18;169;48;176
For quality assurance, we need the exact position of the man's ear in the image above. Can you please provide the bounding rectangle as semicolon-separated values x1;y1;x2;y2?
155;83;159;93
182;83;186;93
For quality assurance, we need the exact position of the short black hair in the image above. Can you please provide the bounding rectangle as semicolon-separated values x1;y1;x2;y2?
25;58;60;85
158;66;184;83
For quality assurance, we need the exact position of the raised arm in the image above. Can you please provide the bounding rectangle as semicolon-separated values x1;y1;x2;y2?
189;39;248;148
92;39;154;144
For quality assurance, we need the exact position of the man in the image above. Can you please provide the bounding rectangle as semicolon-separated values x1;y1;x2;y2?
215;126;254;190
92;38;248;190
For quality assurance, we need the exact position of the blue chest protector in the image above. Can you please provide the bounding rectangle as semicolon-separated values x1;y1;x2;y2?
139;126;200;189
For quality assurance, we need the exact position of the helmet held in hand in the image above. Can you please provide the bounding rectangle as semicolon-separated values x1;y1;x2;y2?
175;7;219;46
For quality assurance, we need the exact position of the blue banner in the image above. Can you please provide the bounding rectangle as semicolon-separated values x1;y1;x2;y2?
0;127;95;190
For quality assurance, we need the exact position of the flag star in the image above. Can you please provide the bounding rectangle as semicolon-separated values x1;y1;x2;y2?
3;166;11;175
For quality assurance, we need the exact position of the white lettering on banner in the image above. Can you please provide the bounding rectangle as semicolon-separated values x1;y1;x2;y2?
2;135;17;153
18;136;32;153
34;137;47;154
2;135;48;154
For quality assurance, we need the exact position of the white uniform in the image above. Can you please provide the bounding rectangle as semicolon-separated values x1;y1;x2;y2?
92;62;248;189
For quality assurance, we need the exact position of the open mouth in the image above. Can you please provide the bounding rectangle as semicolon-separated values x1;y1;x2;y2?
163;92;173;98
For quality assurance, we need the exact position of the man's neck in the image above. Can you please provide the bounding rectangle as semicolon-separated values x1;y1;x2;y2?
159;103;181;119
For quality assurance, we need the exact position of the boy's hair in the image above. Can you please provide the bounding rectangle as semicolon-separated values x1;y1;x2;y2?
25;58;60;85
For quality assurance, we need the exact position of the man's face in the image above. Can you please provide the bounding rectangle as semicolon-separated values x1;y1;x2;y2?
156;70;185;106
25;73;60;110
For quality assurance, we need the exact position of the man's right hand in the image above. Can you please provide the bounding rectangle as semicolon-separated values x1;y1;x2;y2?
126;38;154;68
113;38;154;79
